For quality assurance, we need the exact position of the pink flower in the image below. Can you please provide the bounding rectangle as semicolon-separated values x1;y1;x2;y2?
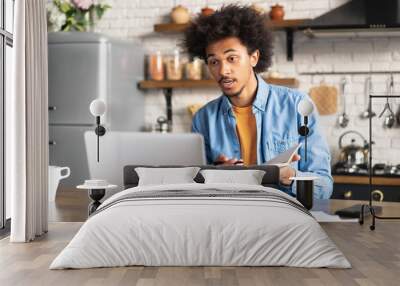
73;0;93;10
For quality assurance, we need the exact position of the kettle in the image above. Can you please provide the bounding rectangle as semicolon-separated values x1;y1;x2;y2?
338;130;369;167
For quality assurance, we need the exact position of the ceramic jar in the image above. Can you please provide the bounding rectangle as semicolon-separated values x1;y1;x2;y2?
269;4;285;20
201;7;215;16
250;4;265;15
171;5;190;24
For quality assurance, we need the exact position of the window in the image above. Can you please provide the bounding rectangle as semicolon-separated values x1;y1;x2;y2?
5;0;13;33
1;0;14;231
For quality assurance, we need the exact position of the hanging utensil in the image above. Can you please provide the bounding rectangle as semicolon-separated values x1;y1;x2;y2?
360;76;376;119
396;102;400;125
379;74;395;128
394;77;400;124
338;77;349;128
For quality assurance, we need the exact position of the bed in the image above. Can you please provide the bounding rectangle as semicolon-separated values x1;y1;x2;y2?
50;165;350;269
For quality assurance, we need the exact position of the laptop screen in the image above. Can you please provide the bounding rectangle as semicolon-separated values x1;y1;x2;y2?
84;131;206;188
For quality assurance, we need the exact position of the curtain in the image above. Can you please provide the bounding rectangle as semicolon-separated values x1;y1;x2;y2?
8;0;49;242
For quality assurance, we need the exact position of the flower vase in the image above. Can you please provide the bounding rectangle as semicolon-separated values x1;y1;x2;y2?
87;10;97;32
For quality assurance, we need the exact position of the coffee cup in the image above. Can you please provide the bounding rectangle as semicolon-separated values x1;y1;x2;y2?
48;166;70;202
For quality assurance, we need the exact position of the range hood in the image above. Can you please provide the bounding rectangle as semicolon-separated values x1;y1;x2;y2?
304;0;400;32
281;0;400;60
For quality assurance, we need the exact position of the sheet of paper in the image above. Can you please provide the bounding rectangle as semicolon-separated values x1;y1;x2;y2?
310;211;358;223
266;143;302;166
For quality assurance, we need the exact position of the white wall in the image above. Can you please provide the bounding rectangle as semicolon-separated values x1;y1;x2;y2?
94;0;400;164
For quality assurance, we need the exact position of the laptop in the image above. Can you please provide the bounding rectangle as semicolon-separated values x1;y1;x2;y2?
84;131;206;190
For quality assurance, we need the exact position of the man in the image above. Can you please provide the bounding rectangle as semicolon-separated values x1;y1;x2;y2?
184;5;332;199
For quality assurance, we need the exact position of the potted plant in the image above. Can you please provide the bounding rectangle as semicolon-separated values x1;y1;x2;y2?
47;0;111;32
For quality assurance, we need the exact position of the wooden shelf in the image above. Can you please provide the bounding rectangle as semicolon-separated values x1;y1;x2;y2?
138;77;299;89
153;18;310;61
267;19;310;29
154;23;188;33
265;77;299;88
333;175;400;186
154;19;310;33
139;79;216;89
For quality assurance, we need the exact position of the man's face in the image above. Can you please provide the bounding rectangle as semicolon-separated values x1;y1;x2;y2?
206;37;259;98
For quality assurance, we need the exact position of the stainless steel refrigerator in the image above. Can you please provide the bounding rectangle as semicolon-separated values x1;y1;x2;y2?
48;32;144;188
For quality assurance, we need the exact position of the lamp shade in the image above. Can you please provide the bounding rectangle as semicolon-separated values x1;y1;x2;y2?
90;99;106;116
297;99;314;117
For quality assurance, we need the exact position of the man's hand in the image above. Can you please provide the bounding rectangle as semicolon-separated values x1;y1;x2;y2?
279;154;301;186
214;154;244;165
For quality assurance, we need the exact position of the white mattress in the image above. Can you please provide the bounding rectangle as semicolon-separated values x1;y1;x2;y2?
50;183;351;269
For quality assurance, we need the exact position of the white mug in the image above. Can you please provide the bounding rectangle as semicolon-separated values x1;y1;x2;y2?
48;166;70;202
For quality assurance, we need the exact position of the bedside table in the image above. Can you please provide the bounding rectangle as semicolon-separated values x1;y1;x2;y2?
77;181;117;215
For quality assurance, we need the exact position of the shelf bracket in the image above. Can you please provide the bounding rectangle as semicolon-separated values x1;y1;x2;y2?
286;28;294;61
163;88;173;131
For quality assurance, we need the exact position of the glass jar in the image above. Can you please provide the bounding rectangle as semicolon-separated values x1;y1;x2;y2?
185;57;202;80
202;62;212;80
147;51;164;81
165;49;183;80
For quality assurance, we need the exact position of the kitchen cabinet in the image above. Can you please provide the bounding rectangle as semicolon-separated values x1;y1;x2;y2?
332;175;400;202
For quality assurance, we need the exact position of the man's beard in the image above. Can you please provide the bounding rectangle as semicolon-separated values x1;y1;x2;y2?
223;84;245;98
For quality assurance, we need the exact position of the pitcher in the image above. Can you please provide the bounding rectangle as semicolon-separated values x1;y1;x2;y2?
48;166;70;202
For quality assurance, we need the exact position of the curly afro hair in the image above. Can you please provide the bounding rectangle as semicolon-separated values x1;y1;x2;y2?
183;5;273;73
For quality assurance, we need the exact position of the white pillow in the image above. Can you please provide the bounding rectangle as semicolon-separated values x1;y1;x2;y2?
200;169;266;185
135;167;200;186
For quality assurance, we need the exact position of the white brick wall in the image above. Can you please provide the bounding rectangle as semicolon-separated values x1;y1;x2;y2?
95;0;400;164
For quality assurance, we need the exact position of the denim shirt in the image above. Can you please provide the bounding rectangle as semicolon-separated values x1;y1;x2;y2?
191;75;333;199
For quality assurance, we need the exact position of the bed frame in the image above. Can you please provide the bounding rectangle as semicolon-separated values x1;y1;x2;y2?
123;165;280;189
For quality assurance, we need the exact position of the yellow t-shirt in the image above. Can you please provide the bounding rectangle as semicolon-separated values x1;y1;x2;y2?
232;105;257;166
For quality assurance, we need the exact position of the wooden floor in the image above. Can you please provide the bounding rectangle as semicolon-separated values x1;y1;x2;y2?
1;189;400;286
